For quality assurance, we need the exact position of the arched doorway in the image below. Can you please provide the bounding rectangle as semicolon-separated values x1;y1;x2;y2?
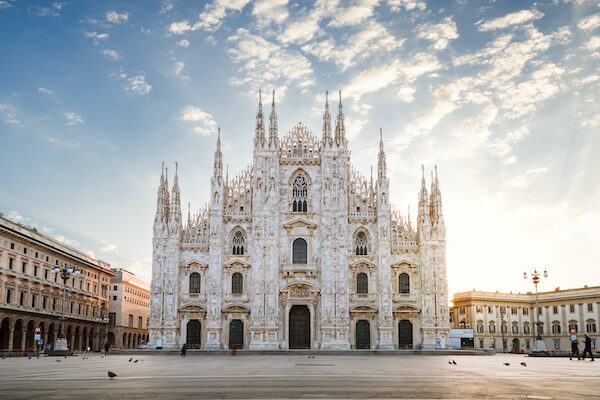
66;326;72;349
82;328;88;350
13;320;24;350
107;332;115;347
0;318;11;349
47;324;55;351
186;320;201;349
398;320;413;349
356;320;370;349
89;328;95;351
133;334;137;348
122;332;127;348
512;338;520;353
26;321;35;350
74;327;80;350
289;305;310;349
128;333;132;348
229;319;243;349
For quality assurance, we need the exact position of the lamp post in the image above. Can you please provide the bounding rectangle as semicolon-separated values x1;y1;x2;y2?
500;307;506;353
523;268;548;353
50;266;80;355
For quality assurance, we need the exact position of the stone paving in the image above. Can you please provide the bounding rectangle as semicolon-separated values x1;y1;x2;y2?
0;353;598;399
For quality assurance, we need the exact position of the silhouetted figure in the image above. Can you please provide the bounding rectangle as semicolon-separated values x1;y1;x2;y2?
104;342;110;356
570;338;580;360
180;343;187;357
582;334;594;361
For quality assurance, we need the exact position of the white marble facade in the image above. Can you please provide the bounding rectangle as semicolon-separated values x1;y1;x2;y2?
149;91;449;350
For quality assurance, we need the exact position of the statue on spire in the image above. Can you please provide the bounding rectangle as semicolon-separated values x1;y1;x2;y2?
322;90;332;146
378;128;387;181
213;127;223;179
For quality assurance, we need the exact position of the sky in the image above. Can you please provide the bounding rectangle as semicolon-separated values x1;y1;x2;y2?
1;0;599;300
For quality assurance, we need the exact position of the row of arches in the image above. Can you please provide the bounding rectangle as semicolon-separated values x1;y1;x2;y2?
106;331;149;349
0;317;103;351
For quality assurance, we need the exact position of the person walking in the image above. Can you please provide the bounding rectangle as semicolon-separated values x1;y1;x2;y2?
582;333;594;361
180;343;187;357
104;342;109;357
570;336;580;360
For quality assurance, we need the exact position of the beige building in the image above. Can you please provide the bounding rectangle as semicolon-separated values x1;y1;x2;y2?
0;215;114;352
450;286;600;353
108;269;150;349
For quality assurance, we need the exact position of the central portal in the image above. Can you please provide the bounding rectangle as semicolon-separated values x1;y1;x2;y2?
289;305;310;349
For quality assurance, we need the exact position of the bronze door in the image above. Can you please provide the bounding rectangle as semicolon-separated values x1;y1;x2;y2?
398;320;413;349
289;305;310;349
229;319;243;349
186;320;201;349
356;320;371;349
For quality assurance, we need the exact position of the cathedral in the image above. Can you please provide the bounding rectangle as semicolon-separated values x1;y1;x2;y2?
149;91;450;350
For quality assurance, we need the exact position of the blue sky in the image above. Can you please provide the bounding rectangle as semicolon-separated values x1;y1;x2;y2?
1;0;599;298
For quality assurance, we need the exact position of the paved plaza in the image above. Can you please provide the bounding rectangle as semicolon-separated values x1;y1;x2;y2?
0;353;598;399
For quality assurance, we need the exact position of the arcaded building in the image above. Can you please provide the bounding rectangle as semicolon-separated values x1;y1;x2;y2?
0;215;113;352
149;92;450;350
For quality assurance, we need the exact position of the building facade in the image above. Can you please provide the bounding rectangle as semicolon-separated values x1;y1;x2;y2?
108;269;150;349
149;92;449;350
450;287;600;353
0;215;113;352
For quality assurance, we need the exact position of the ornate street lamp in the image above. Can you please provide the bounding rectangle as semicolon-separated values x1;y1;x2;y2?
49;265;80;355
523;268;548;353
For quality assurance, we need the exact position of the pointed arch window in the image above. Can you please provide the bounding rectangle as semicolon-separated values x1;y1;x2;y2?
357;272;368;294
232;272;243;294
292;175;308;212
232;229;246;255
399;273;410;294
189;273;201;294
355;231;368;255
292;238;307;264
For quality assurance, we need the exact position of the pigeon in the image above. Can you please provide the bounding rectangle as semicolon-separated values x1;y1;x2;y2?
108;371;117;379
520;362;527;367
28;354;32;359
101;356;104;358
134;359;139;363
129;357;133;362
56;360;61;362
452;360;457;365
503;362;510;366
448;361;452;364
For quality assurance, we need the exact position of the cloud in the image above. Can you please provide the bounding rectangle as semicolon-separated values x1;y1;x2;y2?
583;35;600;51
397;86;416;102
343;53;441;102
505;167;548;188
302;21;404;71
477;9;544;31
328;0;378;27
64;111;83;125
0;103;19;125
102;49;120;60
38;87;54;96
578;14;600;31
278;0;338;44
106;10;128;24
169;20;192;34
7;210;23;222
489;126;530;161
180;105;218;135
85;31;109;45
99;239;117;253
417;17;459;50
160;0;174;14
43;136;78;148
194;0;251;32
174;60;185;75
387;0;426;11
28;3;63;17
0;1;13;9
126;75;152;95
253;0;289;26
54;235;81;247
177;39;190;47
227;28;314;97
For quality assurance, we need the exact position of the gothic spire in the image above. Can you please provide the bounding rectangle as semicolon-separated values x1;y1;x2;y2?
170;161;182;226
430;165;443;222
155;162;168;224
213;127;223;179
334;90;345;146
254;90;265;147
268;90;278;146
418;165;429;221
377;128;387;181
322;90;332;146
